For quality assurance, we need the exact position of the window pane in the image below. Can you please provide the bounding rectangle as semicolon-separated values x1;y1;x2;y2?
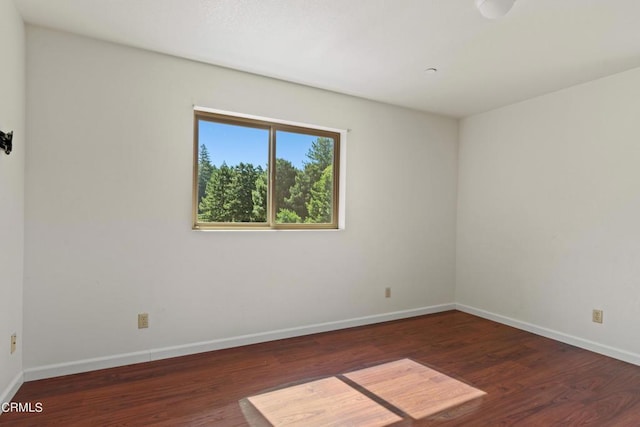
197;120;269;223
274;130;335;224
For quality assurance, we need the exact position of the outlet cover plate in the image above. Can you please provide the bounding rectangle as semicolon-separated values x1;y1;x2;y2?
592;309;603;324
138;313;149;329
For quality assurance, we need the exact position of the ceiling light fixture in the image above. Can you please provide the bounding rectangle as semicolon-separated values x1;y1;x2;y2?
475;0;516;19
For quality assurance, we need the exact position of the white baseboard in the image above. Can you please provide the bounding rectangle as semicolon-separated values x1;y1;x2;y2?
0;371;23;406
24;303;455;381
456;304;640;366
24;351;150;382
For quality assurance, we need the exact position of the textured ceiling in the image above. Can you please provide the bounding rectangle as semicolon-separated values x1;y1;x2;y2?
14;0;640;117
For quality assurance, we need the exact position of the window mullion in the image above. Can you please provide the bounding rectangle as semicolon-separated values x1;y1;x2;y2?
268;126;277;227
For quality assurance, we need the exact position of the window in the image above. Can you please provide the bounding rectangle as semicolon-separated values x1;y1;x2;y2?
193;110;340;229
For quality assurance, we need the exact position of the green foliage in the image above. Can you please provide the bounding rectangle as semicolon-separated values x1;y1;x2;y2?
286;137;334;221
197;136;335;225
227;163;262;222
285;169;310;219
306;137;334;170
197;144;214;207
252;170;268;221
275;158;297;213
306;165;333;223
276;208;302;224
199;163;266;223
199;162;233;222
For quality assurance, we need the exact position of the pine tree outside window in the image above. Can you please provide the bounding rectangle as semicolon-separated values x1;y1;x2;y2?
193;110;340;230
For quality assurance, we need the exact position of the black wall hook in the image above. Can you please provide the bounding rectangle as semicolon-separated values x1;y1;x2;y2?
0;130;13;155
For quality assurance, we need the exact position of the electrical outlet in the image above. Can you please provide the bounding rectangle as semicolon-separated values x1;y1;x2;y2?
385;287;391;298
10;333;16;354
138;313;149;329
592;309;603;324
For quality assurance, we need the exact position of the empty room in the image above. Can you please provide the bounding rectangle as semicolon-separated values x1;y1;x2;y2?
2;0;640;425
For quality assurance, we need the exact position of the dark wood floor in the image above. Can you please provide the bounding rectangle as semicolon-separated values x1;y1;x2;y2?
2;310;640;426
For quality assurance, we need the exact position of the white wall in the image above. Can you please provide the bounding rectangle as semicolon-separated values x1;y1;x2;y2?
0;0;25;402
24;27;458;373
457;67;640;359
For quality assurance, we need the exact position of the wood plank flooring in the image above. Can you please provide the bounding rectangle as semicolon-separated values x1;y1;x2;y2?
343;358;486;420
2;310;640;426
246;376;402;426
